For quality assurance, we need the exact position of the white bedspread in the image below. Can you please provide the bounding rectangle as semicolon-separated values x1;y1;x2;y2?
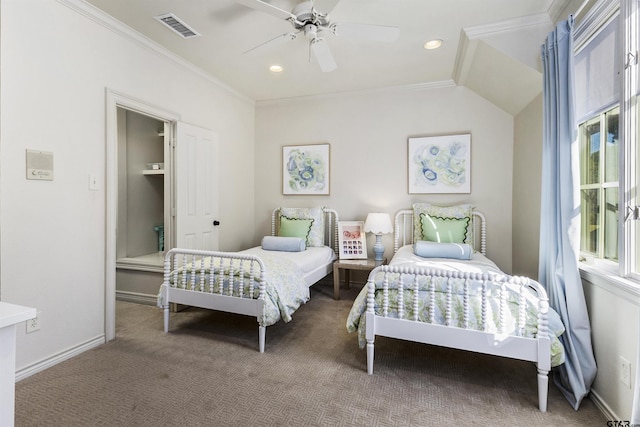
389;244;504;274
241;246;336;279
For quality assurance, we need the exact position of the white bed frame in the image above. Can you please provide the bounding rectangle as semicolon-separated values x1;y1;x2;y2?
365;209;552;412
160;208;339;353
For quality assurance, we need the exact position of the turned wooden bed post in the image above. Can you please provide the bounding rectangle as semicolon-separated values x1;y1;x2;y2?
365;268;378;375
163;250;173;333
535;286;551;412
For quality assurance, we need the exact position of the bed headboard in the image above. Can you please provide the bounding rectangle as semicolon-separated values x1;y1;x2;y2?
270;208;340;254
393;209;487;256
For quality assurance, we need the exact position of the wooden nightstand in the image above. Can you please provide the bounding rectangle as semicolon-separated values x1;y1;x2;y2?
333;258;386;300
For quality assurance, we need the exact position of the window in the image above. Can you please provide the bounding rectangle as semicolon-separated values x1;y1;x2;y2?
576;0;639;282
579;106;620;261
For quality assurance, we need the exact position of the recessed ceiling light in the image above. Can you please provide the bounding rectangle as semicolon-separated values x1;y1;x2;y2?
269;65;284;73
424;39;443;50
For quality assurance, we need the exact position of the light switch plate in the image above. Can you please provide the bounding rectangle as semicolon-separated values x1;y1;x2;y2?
89;174;99;190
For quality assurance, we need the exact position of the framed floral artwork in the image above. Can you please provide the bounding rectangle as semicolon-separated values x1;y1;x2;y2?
408;133;471;194
338;221;367;259
282;143;330;195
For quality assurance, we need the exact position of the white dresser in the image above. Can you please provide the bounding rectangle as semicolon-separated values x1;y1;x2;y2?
0;302;36;427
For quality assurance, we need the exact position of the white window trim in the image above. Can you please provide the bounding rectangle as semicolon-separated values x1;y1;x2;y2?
619;0;639;278
576;0;640;292
580;263;640;303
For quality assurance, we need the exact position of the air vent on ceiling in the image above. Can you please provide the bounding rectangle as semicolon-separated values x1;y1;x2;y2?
154;13;200;39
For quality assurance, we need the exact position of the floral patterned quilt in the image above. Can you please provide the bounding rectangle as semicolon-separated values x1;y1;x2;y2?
158;251;309;327
346;246;566;367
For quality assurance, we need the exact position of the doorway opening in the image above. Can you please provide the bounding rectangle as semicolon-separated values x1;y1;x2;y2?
115;108;172;305
105;90;180;341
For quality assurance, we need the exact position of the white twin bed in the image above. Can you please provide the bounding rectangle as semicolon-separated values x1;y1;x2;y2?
346;204;566;412
158;207;338;353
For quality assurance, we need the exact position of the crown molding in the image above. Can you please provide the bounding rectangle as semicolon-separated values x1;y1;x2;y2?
55;0;254;106
255;80;457;107
548;0;575;24
573;0;619;51
463;12;552;39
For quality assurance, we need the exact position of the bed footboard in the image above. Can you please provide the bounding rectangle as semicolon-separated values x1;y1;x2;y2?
364;265;551;411
160;248;268;352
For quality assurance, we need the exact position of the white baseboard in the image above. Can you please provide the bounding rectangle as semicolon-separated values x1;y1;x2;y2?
15;335;105;382
589;389;616;421
116;290;158;306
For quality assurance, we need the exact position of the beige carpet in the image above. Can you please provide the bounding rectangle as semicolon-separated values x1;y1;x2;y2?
15;278;606;426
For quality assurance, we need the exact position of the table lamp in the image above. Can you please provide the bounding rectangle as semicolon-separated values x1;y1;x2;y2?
364;213;393;262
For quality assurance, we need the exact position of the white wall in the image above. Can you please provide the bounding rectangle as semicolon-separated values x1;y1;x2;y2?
513;94;543;279
582;274;640;419
254;85;515;273
0;0;255;372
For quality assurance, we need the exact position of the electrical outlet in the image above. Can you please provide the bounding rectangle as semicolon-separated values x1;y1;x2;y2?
621;356;631;388
26;312;41;334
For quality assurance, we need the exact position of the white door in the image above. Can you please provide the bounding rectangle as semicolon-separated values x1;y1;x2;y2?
174;122;219;250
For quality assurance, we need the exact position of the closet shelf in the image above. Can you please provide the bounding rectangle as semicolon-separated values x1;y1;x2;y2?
143;169;164;175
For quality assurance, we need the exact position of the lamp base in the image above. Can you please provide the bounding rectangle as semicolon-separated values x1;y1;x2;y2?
373;234;385;262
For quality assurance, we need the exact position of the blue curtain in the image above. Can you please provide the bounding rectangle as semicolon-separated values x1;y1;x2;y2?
539;16;598;410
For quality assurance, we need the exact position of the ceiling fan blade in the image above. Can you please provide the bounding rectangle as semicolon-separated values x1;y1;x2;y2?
334;23;400;43
234;0;296;21
310;38;337;72
243;31;299;54
311;0;340;15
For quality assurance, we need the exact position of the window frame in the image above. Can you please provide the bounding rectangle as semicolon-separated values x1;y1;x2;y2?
619;0;639;281
579;106;620;262
576;0;640;287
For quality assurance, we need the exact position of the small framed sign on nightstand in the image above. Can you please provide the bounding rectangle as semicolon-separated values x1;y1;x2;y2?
338;221;367;260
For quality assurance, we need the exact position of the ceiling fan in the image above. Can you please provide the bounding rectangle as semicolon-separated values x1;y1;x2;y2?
235;0;400;72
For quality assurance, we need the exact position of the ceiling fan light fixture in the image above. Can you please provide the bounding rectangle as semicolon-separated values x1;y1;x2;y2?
424;39;443;50
269;65;284;73
236;0;399;72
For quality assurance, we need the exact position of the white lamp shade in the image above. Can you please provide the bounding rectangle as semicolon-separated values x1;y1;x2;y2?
364;213;393;235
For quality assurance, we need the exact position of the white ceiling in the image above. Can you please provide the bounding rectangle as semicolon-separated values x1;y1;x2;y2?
83;0;581;112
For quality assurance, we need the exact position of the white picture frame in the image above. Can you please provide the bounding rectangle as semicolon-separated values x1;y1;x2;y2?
338;221;367;260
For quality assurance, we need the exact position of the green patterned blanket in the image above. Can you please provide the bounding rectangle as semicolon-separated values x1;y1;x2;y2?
346;268;566;368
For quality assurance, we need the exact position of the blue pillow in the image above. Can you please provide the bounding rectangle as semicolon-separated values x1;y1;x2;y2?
414;240;472;260
262;236;306;252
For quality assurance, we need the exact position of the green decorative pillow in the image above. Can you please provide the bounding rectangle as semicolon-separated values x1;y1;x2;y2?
279;216;314;241
412;203;474;245
279;207;325;247
420;214;470;243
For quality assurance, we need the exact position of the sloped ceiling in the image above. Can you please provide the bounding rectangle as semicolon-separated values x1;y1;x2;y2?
453;17;552;115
